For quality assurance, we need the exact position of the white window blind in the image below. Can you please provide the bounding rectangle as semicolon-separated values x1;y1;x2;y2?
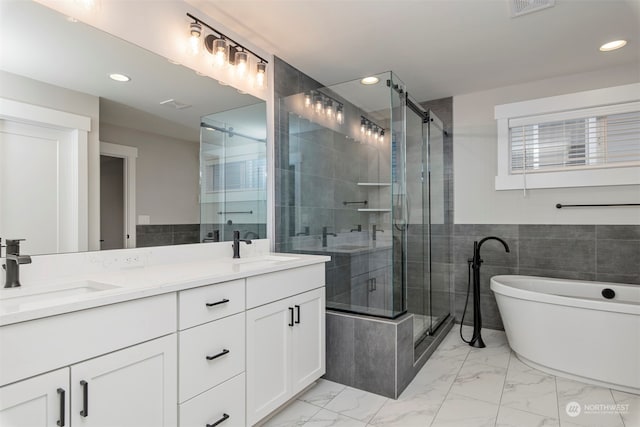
509;106;640;174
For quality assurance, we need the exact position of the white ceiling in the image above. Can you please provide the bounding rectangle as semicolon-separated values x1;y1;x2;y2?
196;0;640;101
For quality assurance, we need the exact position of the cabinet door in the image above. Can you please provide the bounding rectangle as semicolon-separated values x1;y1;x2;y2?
246;297;293;425
0;368;68;427
291;287;325;394
71;334;177;427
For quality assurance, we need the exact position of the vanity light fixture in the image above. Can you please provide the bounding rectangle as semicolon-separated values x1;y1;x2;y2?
361;76;379;85
360;116;385;143
188;21;202;56
599;40;627;51
187;13;269;88
109;73;130;82
336;105;344;124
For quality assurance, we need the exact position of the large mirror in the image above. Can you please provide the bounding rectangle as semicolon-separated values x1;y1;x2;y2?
0;1;267;255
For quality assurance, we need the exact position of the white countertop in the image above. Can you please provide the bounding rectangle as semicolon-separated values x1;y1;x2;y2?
0;249;330;326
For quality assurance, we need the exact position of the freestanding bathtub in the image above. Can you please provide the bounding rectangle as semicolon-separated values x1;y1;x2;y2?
491;275;640;394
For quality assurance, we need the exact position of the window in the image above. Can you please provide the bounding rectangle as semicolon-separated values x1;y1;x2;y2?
205;158;267;193
495;83;640;190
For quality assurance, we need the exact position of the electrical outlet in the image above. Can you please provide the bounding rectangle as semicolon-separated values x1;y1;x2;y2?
122;254;144;268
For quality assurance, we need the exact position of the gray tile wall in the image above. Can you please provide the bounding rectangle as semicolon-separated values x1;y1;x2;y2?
451;224;640;330
136;224;200;247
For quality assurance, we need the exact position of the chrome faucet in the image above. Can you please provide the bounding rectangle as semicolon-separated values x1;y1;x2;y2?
232;230;252;259
3;239;31;288
322;226;337;248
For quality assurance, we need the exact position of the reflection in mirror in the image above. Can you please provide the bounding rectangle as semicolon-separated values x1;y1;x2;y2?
200;103;267;242
0;1;267;255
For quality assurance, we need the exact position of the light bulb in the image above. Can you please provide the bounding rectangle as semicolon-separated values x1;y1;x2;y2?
314;95;323;114
304;92;312;108
256;62;267;88
212;38;227;67
367;124;372;137
235;51;248;77
188;22;202;56
360;118;366;134
379;130;385;142
325;100;334;118
336;105;344;124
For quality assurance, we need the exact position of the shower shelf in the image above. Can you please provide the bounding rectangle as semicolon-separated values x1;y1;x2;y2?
357;182;391;186
357;208;391;212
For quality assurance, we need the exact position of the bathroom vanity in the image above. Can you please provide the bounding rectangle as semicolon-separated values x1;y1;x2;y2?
0;241;329;427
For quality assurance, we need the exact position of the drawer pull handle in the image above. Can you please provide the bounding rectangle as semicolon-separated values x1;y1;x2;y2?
206;349;230;361
206;298;230;307
295;305;301;324
288;307;294;327
79;380;88;417
57;388;65;426
206;413;230;427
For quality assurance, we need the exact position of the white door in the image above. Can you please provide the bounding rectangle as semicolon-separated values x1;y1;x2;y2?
0;368;69;427
70;335;177;427
291;288;325;394
246;298;293;425
0;119;86;254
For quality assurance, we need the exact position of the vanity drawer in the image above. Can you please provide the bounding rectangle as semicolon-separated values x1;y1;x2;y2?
178;312;245;402
178;279;244;330
179;373;245;427
246;264;325;308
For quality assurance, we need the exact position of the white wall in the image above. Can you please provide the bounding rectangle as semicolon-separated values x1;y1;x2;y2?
0;70;102;249
453;64;640;225
100;120;199;226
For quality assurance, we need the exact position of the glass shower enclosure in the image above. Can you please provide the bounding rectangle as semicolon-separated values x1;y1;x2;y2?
275;71;450;347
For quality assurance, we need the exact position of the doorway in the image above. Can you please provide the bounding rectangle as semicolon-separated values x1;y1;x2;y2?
100;155;125;249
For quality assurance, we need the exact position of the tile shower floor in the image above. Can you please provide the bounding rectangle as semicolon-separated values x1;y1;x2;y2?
260;325;639;427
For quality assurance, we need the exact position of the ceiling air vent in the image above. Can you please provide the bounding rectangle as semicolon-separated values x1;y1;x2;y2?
159;99;191;110
510;0;555;17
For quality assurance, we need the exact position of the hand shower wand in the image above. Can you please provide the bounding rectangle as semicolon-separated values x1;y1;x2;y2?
461;236;510;348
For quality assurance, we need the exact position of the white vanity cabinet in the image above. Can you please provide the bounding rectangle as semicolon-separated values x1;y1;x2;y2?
70;334;177;427
0;294;178;427
0;368;69;427
246;265;326;425
177;280;246;427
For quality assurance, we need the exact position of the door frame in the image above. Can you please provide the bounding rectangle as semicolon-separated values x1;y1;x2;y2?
0;97;91;252
100;142;138;249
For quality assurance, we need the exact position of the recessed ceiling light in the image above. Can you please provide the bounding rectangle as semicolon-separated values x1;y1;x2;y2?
599;40;627;52
109;73;131;82
361;76;379;85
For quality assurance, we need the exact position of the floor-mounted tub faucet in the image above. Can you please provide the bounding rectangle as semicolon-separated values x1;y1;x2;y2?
464;236;510;348
3;239;31;288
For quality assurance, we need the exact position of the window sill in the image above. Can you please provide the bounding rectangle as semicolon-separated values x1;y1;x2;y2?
495;166;640;190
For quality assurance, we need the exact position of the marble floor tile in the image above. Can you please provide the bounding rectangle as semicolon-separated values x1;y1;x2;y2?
298;379;347;408
465;340;512;369
302;409;367;427
368;387;447;427
500;354;559;418
323;387;387;424
610;390;640;427
401;355;465;394
556;378;624;427
262;400;322;427
430;393;500;427
449;360;508;404
496;406;559;427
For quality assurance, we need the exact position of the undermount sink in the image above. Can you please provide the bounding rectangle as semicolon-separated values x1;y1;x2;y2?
0;280;120;314
232;255;300;270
